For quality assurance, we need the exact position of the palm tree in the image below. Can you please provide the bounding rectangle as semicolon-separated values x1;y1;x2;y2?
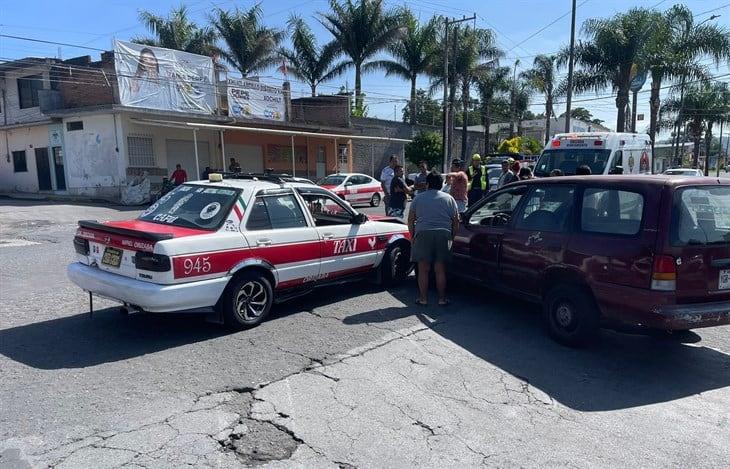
476;66;510;152
278;15;347;96
661;82;719;169
455;27;503;158
365;11;438;124
563;8;659;132
319;0;405;113
134;5;218;56
210;5;286;77
645;5;728;152
521;55;561;144
512;78;531;136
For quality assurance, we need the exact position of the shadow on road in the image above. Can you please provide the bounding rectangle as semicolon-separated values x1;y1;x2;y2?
349;290;730;412
0;308;227;369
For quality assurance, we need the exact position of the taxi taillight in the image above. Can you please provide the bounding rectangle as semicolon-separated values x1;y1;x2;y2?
551;140;561;147
651;255;676;291
594;140;603;146
73;236;89;255
134;252;171;272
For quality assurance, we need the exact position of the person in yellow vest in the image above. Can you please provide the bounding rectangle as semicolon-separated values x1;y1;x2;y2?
466;154;488;207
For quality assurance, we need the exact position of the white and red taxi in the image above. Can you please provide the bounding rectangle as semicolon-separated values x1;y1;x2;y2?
317;173;384;207
68;174;411;329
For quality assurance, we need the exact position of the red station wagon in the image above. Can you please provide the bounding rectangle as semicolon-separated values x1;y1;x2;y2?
452;175;730;346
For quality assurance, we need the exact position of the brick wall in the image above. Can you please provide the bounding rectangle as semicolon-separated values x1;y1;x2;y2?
53;53;117;109
291;96;350;128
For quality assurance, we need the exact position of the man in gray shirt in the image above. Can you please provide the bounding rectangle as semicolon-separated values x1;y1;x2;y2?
407;171;459;306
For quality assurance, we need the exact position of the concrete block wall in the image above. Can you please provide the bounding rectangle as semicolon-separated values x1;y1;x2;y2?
350;117;485;177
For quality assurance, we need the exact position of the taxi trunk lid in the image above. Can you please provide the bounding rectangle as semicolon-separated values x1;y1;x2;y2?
74;220;207;283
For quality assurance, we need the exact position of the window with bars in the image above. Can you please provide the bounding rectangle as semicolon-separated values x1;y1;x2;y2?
17;75;43;109
127;135;155;167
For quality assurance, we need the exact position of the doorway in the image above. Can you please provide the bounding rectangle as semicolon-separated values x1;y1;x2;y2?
52;146;67;190
35;147;52;191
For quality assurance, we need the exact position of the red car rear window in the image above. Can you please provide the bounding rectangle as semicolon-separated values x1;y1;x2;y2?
670;186;730;246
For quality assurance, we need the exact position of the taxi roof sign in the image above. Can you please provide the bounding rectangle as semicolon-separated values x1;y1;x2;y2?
208;173;223;182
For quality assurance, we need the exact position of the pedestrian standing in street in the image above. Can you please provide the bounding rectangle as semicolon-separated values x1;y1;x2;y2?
229;158;241;173
414;161;429;195
380;155;398;214
466;154;488;207
408;171;459;307
170;164;188;186
549;169;564;177
496;159;518;188
446;159;468;212
575;165;592;175
388;165;412;218
518;166;534;180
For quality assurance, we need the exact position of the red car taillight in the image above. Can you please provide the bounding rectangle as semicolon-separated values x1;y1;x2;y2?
134;252;171;272
651;255;676;291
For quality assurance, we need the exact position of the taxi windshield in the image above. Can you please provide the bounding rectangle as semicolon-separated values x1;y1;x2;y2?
318;175;347;186
139;184;238;230
534;149;611;176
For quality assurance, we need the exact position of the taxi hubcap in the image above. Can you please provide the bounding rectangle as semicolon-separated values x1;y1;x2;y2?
236;281;267;320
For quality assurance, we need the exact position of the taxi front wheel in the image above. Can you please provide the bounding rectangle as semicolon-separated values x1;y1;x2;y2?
223;272;273;329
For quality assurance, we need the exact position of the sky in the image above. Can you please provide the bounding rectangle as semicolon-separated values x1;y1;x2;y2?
2;0;730;134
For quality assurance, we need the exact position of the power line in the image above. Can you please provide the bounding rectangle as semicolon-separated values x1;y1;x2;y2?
505;0;591;54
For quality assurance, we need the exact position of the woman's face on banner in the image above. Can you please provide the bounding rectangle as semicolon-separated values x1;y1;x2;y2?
140;51;158;76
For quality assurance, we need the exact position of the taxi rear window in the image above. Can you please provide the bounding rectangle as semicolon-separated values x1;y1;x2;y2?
139;185;238;230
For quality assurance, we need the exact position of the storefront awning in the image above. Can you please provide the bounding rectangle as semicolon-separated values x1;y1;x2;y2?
129;118;412;143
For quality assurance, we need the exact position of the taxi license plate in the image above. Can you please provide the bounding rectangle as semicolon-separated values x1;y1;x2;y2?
720;269;730;290
101;247;122;268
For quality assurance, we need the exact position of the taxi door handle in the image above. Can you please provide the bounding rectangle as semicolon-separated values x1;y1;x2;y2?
256;238;272;246
322;233;334;240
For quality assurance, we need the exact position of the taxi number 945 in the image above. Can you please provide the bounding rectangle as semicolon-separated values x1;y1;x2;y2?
183;256;212;275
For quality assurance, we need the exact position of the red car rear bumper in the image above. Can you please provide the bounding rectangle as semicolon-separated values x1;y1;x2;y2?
592;282;730;330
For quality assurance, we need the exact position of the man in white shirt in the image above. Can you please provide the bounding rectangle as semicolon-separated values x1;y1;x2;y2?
380;155;398;214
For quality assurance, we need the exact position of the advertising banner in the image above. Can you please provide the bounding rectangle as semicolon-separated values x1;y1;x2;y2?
227;78;285;121
114;40;215;114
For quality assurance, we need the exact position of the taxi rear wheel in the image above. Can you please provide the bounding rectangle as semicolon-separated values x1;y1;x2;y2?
370;193;381;207
223;272;273;329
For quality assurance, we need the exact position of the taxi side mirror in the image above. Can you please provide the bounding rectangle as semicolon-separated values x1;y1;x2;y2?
351;213;368;224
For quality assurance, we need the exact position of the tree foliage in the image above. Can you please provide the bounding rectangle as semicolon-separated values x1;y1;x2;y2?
366;11;438;124
279;15;348;96
405;131;443;168
318;0;405;113
210;5;285;76
133;6;218;56
497;136;542;155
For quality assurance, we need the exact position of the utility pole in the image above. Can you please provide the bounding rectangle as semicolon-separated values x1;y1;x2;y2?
509;59;520;137
631;90;638;133
564;0;577;132
441;14;477;172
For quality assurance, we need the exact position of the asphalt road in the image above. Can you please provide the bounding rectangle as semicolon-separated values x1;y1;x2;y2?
0;198;728;468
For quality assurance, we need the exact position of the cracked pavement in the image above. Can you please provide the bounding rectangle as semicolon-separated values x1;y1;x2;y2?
1;200;729;468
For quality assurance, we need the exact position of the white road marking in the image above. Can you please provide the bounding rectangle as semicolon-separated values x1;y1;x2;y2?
0;239;41;248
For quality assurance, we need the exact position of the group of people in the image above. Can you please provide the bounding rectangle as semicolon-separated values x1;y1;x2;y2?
379;153;535;219
379;153;540;306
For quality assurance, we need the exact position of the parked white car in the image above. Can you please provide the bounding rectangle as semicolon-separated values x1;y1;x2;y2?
663;168;704;177
317;173;384;207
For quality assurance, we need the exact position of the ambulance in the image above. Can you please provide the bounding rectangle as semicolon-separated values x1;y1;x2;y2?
533;132;653;177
